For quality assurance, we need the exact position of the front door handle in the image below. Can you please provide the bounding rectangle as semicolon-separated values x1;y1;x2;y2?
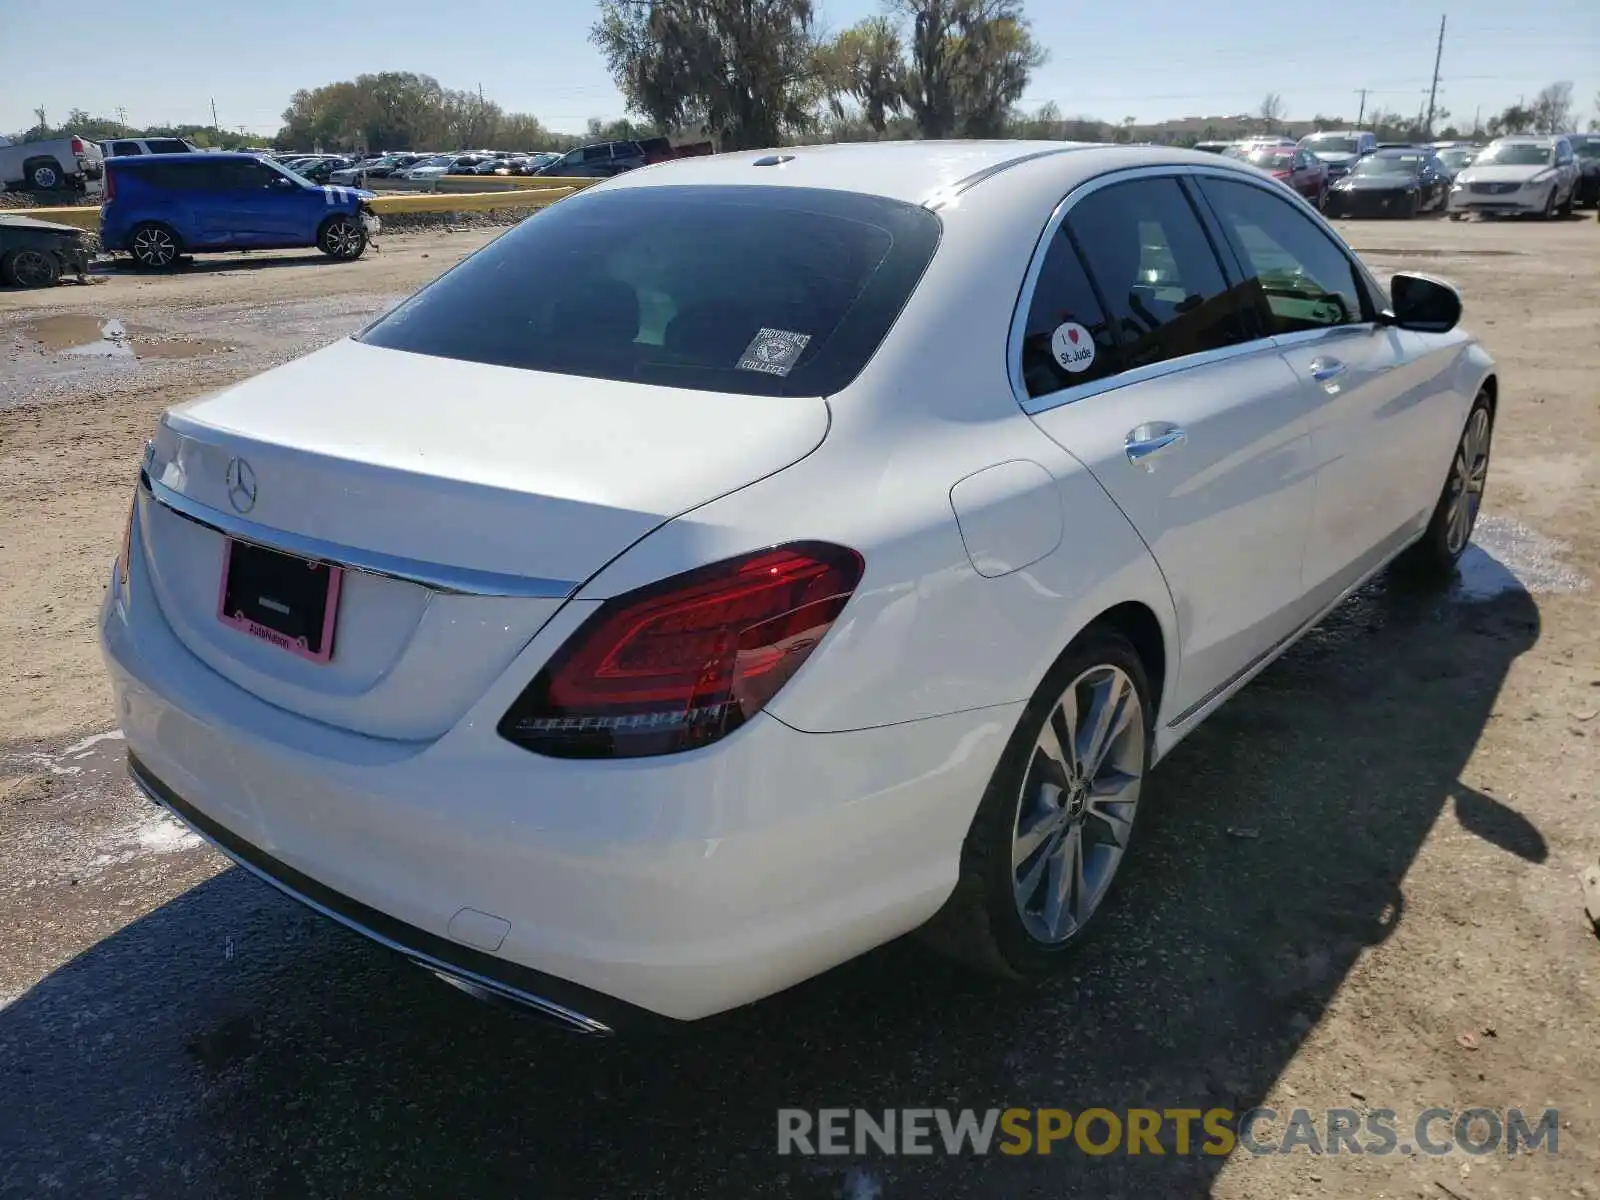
1125;423;1188;471
1309;356;1347;384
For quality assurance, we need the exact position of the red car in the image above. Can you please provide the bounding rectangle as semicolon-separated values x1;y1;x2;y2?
1242;145;1330;208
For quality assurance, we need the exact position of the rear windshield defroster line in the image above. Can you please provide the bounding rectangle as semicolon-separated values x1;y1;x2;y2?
357;185;943;397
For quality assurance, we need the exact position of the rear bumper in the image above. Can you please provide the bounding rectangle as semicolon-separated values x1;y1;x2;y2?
100;527;1016;1023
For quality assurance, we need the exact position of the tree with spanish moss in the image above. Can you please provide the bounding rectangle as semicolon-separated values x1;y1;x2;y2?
591;0;823;150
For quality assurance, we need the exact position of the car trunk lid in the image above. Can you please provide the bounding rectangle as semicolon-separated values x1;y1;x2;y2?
137;338;829;740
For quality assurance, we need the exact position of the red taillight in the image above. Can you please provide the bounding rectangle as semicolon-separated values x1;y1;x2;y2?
71;136;85;156
498;542;864;758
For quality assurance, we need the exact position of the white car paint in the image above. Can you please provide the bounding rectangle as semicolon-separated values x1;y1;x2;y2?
1448;135;1580;216
101;140;1496;1028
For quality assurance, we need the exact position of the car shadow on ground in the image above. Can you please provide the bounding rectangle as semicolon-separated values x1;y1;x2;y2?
0;552;1542;1198
96;252;365;277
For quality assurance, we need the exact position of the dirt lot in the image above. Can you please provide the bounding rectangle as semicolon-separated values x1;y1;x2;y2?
1;216;1597;1199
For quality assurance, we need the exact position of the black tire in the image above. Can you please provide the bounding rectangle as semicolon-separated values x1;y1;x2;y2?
1539;187;1557;221
25;160;61;191
920;627;1154;979
1557;188;1573;218
317;215;367;261
129;223;181;270
0;248;61;288
1402;194;1420;219
1449;211;1466;221
1394;390;1494;581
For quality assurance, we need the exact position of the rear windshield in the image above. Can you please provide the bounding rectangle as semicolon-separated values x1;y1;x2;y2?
357;185;942;397
1246;149;1295;168
1304;136;1358;154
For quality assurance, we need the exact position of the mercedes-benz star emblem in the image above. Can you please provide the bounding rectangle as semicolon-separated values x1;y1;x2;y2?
225;457;257;514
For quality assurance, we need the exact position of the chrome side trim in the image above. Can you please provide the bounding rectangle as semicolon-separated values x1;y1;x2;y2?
922;144;1094;208
139;469;579;600
1007;162;1374;417
127;762;613;1035
1163;523;1423;734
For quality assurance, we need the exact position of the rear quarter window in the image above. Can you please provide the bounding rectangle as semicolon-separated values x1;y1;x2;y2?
357;185;942;397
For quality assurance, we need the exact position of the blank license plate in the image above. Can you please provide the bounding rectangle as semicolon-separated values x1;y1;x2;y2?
217;539;342;664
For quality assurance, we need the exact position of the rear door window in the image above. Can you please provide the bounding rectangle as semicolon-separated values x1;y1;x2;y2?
1195;176;1367;334
1064;176;1257;372
358;185;941;397
111;140;143;157
148;139;192;155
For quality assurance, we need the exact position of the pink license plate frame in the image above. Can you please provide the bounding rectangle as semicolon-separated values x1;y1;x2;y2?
216;538;343;665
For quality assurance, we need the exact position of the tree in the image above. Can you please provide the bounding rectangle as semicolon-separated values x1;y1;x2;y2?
1529;81;1573;135
821;16;906;135
1487;102;1535;138
1258;91;1286;133
896;0;1045;139
591;0;822;150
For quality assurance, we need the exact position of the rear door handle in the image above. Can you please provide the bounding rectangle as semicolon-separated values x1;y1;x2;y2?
1309;356;1347;384
1124;423;1188;471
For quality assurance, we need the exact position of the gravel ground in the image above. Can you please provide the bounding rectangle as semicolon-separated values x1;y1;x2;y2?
1;215;1598;1199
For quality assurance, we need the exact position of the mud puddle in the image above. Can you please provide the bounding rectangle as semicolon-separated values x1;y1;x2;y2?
21;314;234;360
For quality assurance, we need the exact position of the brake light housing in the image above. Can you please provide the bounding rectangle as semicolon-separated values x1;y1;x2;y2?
498;542;864;759
71;136;85;156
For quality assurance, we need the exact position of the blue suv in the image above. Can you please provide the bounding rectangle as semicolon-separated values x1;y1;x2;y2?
101;152;379;268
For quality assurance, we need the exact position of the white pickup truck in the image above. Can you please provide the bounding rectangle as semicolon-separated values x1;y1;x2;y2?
0;133;106;193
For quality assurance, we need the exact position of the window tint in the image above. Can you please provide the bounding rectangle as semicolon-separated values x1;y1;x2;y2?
112;141;142;157
582;145;612;163
1197;177;1365;335
1019;229;1121;398
358;185;942;398
1064;177;1255;372
128;161;204;189
148;139;191;155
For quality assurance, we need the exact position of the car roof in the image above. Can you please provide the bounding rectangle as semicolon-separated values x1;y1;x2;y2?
116;150;263;163
1489;135;1558;145
596;140;1285;214
592;141;1110;204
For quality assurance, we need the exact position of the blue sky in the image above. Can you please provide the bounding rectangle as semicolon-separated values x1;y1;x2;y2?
5;0;1596;137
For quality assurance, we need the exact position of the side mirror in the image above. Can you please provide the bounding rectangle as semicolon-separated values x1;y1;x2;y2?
1383;272;1462;333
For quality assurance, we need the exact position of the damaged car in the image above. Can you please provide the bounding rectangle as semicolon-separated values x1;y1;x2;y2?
0;213;94;288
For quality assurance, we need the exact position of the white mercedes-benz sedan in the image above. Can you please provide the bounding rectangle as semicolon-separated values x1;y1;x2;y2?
102;141;1497;1033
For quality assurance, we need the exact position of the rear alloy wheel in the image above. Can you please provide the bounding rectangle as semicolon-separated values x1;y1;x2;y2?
318;215;367;261
921;629;1151;977
1395;392;1493;580
130;224;180;270
1;248;61;289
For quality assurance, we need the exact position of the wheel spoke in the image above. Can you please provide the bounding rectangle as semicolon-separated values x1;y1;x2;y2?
1013;799;1064;869
1086;772;1139;849
1036;707;1074;788
1042;827;1082;939
1077;672;1131;783
1014;827;1059;907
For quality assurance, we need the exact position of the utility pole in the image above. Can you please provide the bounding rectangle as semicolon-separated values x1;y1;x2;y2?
115;105;128;131
1355;88;1370;128
1424;14;1447;136
210;97;219;133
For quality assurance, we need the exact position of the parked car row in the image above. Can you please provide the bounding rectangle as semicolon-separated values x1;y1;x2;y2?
1199;129;1592;219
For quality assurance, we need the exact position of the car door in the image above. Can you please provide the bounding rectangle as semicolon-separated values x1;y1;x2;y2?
1193;173;1445;602
1016;171;1321;719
